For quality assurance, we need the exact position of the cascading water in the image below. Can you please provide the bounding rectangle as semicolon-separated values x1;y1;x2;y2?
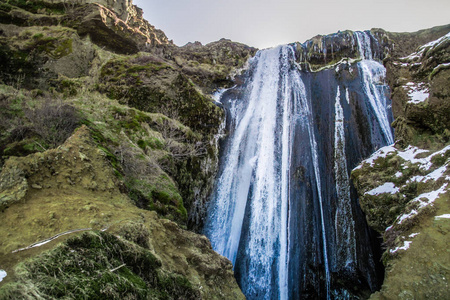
354;31;394;145
205;31;393;299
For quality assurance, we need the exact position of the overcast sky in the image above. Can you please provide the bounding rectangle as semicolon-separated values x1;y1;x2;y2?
133;0;450;49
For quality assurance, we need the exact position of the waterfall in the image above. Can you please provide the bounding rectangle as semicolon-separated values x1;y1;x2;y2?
205;46;290;299
355;31;395;145
205;31;392;299
334;86;357;274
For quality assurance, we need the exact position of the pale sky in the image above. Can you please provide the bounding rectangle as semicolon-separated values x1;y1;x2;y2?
134;0;450;49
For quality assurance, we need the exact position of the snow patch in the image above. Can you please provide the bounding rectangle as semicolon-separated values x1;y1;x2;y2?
433;62;450;73
354;144;447;171
414;183;448;208
397;183;448;224
393;62;422;67
366;182;399;195
397;146;431;169
398;209;418;224
435;214;450;220
390;240;412;254
420;32;450;50
409;232;419;238
408;164;448;183
403;82;429;104
395;171;403;178
400;32;450;62
0;270;6;282
408;87;429;104
353;145;396;170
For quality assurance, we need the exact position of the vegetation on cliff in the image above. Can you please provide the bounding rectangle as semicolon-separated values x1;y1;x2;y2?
0;0;255;297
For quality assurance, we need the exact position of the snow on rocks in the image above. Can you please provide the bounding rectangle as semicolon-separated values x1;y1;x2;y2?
400;32;450;62
355;143;450;237
392;61;422;68
353;144;445;171
408;164;448;183
396;145;450;172
357;144;449;173
432;62;450;73
396;183;448;224
390;240;412;254
396;145;429;166
366;182;399;196
402;82;429;104
389;232;420;254
0;269;6;282
434;214;450;220
353;144;396;170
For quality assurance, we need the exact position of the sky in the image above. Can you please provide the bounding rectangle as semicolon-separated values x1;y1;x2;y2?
133;0;450;49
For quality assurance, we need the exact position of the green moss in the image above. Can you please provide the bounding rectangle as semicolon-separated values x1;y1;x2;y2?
5;0;65;14
0;231;200;299
137;137;164;151
119;117;140;130
54;77;81;97
125;175;187;224
117;109;153;132
32;33;44;39
430;149;450;166
98;145;122;177
0;3;13;12
2;139;44;157
100;58;172;84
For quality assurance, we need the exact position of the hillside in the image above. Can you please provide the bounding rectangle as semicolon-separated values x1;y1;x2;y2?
0;0;254;298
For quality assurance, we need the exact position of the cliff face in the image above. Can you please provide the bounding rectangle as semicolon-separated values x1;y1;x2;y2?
0;0;171;53
303;25;450;299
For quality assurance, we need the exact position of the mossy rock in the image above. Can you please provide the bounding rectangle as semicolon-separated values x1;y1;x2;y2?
0;231;201;299
125;176;188;224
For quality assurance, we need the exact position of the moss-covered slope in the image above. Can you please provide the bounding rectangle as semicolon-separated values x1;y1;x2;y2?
0;125;244;299
0;0;253;297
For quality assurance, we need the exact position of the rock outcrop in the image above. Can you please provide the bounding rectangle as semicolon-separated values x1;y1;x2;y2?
0;0;171;54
